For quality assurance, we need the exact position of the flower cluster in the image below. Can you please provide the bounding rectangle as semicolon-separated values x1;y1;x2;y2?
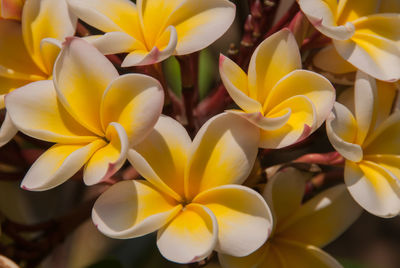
0;0;400;267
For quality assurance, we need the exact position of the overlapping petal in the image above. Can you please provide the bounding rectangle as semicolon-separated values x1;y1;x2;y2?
193;185;273;257
185;113;259;199
92;179;181;239
157;204;218;264
313;45;357;74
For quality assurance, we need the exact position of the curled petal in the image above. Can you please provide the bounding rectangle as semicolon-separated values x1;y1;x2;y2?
193;185;273;257
326;102;363;162
128;116;191;201
21;140;105;191
54;37;119;136
93;179;181;239
5;80;96;143
157;203;218;264
84;32;142;55
345;160;400;218
0;112;17;147
185;113;259;199
226;109;291;131
83;122;129;186
101;73;164;145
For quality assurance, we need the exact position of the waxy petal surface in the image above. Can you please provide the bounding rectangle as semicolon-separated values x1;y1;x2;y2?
93;179;181;239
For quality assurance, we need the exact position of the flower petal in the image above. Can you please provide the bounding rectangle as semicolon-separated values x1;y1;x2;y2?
157;203;218;264
248;29;301;105
326;102;363;162
263;167;308;227
193;185;273;257
345;160;400;218
277;184;362;247
185;113;259;199
333;33;400;81
373;80;397;129
128;115;191;201
0;112;17;147
337;0;381;24
101;73;164;145
92;179;181;239
21;140;105;191
219;54;262;113
264;70;335;129
260;95;316;149
121;26;177;67
298;0;355;40
313;44;357;74
68;0;144;40
5;80;97;143
54;37;119;136
166;0;236;55
83;122;129;186
84;32;142;55
22;0;77;74
353;14;400;42
226;109;291;131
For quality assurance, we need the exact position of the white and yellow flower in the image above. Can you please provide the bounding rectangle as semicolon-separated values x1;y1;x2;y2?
326;70;400;217
92;113;273;264
219;167;362;268
219;29;335;149
67;0;236;67
0;0;77;146
298;0;400;81
5;38;164;191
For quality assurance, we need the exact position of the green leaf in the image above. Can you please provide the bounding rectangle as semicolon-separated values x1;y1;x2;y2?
198;49;217;100
163;56;182;97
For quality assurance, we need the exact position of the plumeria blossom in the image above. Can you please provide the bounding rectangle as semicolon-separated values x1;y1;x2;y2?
326;70;400;217
5;38;164;191
298;0;400;81
219;29;335;149
0;0;76;146
92;113;273;264
219;167;362;268
67;0;236;67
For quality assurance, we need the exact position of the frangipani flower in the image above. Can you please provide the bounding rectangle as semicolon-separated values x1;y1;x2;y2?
219;168;362;268
326;70;400;217
0;0;76;146
5;38;164;191
67;0;235;66
298;0;400;81
219;29;335;149
92;114;273;264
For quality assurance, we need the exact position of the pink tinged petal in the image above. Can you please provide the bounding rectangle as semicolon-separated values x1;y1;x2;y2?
22;0;77;74
226;109;291;131
101;73;164;145
193;185;273;257
121;26;178;67
157;203;218;264
272;240;343;268
68;0;144;41
248;29;302;105
1;0;23;20
264;70;336;130
84;32;142;55
218;54;262;113
166;0;236;55
277;184;362;247
185;113;260;200
83;122;129;186
345;160;400;218
5;80;97;143
333;34;400;81
363;112;400;155
92;179;181;239
298;0;355;40
128;116;191;201
259;95;316;149
263;167;308;228
313;45;357;74
326;102;363;162
21;140;105;191
0;112;17;147
54;37;119;136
